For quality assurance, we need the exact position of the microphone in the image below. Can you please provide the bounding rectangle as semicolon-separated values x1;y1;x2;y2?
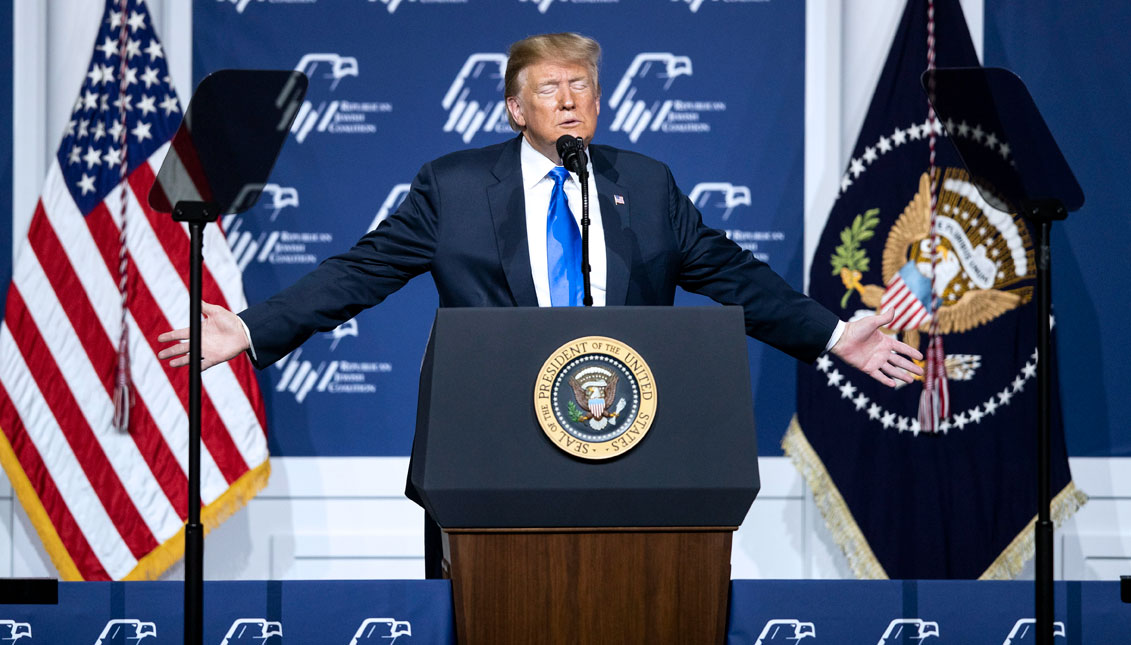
553;135;593;306
555;135;588;178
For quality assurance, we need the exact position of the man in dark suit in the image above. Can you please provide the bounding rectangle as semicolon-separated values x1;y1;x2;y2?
159;33;921;576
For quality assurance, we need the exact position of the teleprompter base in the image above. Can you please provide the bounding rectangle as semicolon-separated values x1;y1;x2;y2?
442;527;734;645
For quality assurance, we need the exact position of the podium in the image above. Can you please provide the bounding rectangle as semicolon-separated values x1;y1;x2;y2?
409;306;760;644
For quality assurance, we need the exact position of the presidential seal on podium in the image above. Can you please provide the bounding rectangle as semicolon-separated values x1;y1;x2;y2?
534;336;657;460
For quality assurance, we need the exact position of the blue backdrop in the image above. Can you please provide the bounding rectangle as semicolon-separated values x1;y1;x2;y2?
0;0;11;318
984;1;1131;456
193;0;808;457
189;0;1129;459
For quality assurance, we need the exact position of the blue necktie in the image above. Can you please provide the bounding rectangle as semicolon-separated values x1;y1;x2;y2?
546;166;583;306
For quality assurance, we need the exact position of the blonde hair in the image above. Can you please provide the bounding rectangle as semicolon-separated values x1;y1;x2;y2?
504;32;601;132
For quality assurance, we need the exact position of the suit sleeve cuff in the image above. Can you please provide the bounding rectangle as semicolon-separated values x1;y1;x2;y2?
823;320;846;354
237;313;258;363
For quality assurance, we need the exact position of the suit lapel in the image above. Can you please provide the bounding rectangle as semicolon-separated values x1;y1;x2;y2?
487;137;539;307
591;146;631;307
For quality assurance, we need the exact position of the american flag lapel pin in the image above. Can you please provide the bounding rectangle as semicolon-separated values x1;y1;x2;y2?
614;194;625;205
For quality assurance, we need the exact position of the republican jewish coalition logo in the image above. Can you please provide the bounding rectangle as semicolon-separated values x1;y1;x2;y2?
689;182;751;222
0;620;31;642
689;181;784;264
877;618;939;644
823;117;1039;435
674;0;769;12
348;617;411;644
291;53;391;144
442;54;510;143
535;336;656;460
371;0;468;12
220;618;282;644
518;0;619;13
608;53;725;143
274;345;391;404
1002;619;1065;644
369;183;412;232
93;619;156;644
221;188;335;272
755;619;815;644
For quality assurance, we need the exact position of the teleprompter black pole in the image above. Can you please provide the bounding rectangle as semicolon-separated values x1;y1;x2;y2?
1027;200;1065;645
919;66;1082;645
147;70;308;642
173;201;220;645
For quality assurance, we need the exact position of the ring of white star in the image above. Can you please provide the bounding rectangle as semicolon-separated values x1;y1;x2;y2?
814;349;1039;435
832;119;1027;434
840;118;1013;194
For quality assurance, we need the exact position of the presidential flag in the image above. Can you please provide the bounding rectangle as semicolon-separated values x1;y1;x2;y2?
0;0;268;581
787;0;1085;578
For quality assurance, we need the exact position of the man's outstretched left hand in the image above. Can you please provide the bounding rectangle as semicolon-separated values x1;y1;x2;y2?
831;309;925;387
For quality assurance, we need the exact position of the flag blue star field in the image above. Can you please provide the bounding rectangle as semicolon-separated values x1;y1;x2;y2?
0;0;268;580
786;0;1086;579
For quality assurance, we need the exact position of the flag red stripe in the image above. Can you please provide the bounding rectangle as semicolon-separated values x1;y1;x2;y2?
125;258;250;485
883;285;911;311
880;280;904;300
127;164;231;310
27;202;115;394
894;307;923;331
0;381;111;581
170;130;215;203
85;203;249;485
122;395;190;521
889;289;915;317
5;286;158;559
27;204;189;520
129;163;268;436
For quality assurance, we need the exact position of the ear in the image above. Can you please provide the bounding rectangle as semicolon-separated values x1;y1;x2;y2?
506;96;526;129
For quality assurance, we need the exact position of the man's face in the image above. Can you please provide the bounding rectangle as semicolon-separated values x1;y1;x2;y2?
506;60;600;163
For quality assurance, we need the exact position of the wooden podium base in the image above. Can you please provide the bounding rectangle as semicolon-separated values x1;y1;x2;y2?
442;527;734;645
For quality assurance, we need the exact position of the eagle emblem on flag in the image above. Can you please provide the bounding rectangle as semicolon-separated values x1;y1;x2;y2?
837;169;1033;356
790;0;1085;581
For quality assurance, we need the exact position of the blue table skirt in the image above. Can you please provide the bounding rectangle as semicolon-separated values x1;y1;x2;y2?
1;579;1126;643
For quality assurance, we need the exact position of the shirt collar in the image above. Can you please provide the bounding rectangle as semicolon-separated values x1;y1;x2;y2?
519;134;592;190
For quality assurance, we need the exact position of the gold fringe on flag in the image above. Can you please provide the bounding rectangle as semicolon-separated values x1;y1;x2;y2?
125;459;271;581
783;415;1089;580
979;481;1088;580
0;426;82;580
0;422;270;581
782;416;888;579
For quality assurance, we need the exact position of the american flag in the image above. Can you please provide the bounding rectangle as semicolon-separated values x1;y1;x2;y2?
879;262;932;331
0;0;268;581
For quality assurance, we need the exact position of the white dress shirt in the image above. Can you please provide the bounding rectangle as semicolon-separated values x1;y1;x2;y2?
520;136;607;307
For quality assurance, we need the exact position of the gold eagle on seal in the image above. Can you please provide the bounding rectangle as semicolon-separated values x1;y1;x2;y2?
844;167;1034;352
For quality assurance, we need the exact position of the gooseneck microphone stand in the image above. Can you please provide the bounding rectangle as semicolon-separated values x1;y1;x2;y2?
557;135;593;306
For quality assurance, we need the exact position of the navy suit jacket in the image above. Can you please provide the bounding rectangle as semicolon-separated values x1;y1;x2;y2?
240;135;838;366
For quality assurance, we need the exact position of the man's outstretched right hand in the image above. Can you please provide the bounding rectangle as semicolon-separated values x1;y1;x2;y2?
157;302;250;371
